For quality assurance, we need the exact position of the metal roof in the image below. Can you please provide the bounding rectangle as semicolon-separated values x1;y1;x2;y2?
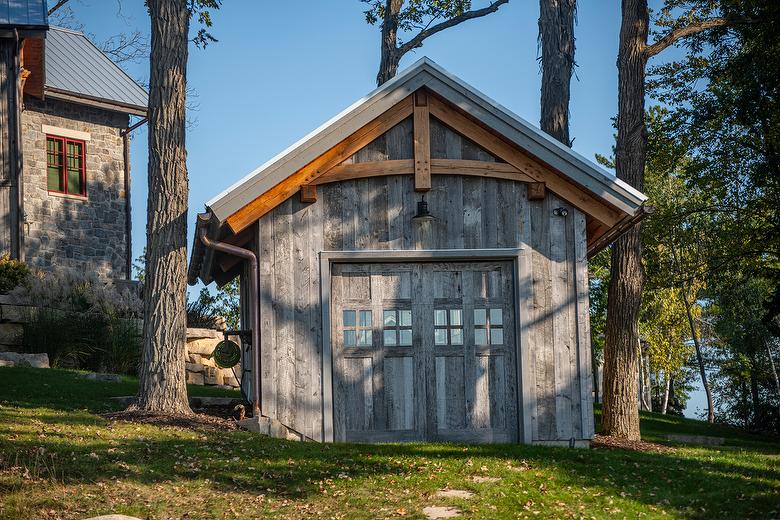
206;58;646;222
45;27;148;113
0;0;47;29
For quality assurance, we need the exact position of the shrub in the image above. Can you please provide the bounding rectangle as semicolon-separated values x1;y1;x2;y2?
0;254;30;294
13;270;142;374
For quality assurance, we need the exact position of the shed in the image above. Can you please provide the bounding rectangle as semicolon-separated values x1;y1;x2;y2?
189;58;648;445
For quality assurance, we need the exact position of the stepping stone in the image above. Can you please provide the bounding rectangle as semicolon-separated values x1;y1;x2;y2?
436;489;475;499
471;476;500;483
423;506;462;519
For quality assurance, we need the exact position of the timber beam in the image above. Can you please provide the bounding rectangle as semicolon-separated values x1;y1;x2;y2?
413;90;431;191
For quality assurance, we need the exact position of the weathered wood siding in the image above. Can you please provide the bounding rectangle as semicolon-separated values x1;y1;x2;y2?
0;39;20;258
254;173;594;442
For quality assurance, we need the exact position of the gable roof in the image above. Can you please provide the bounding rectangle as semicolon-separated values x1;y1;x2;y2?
206;58;646;226
0;0;47;30
44;27;148;115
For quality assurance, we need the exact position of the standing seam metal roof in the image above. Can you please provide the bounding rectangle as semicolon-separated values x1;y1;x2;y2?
0;0;47;28
45;26;148;111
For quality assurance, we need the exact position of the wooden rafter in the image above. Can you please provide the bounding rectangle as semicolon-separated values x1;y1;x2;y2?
314;158;535;186
427;95;624;227
413;90;431;191
225;96;415;233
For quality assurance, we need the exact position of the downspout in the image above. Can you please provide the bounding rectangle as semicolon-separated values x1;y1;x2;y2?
13;29;24;261
197;216;261;418
120;117;147;279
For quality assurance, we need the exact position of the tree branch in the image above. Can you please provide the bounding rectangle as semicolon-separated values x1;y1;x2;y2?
48;0;71;15
644;17;752;58
397;0;509;56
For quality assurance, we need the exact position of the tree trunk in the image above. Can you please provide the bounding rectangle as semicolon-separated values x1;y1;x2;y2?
134;0;192;414
377;0;403;86
601;0;649;440
592;346;600;404
766;339;780;421
661;372;671;414
538;0;576;146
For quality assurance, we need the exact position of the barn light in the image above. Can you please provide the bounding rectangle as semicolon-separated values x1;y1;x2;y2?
553;207;569;217
414;196;432;219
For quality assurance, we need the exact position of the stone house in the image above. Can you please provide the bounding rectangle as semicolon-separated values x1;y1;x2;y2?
2;6;147;280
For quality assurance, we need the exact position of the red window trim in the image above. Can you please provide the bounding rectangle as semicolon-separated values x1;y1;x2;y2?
46;134;87;197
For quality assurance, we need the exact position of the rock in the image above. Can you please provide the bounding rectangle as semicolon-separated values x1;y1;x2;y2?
666;434;725;446
0;352;49;368
436;489;475;499
186;328;223;340
0;359;14;367
82;373;122;382
199;356;215;368
423;506;461;519
203;366;223;386
186;338;218;355
0;323;23;346
87;515;141;520
187;372;204;385
185;362;204;373
223;375;239;388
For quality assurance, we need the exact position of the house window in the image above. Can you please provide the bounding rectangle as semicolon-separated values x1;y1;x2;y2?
343;309;372;347
383;309;412;346
474;308;504;346
434;308;464;346
46;135;86;196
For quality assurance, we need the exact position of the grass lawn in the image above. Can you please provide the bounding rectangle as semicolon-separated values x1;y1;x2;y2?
1;367;778;519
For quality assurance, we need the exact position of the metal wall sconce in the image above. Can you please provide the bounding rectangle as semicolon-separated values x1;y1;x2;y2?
413;195;432;220
553;207;569;218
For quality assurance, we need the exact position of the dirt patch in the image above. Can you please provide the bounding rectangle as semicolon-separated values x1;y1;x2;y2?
592;434;675;454
102;408;238;431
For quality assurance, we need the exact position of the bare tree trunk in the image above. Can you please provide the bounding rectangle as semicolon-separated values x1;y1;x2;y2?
661;371;671;414
538;0;576;146
133;0;192;415
377;0;403;86
601;0;649;440
592;347;600;404
766;339;780;420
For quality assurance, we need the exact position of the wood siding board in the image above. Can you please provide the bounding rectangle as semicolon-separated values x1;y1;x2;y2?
259;212;277;418
444;175;464;249
482;179;499;248
574;208;595;438
515;183;536;442
565;206;582;439
309;196;324;440
293;200;310;436
273;200;296;426
323;183;344;251
356;178;371;249
385;116;413;160
369;176;389;249
462;178;483;249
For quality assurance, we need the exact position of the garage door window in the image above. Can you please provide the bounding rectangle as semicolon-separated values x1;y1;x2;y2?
434;308;464;346
343;309;372;347
383;309;412;346
474;308;504;345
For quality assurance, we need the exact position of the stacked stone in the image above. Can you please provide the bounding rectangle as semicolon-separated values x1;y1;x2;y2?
185;328;241;389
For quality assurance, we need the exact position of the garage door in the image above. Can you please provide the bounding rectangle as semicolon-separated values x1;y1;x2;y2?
331;261;518;443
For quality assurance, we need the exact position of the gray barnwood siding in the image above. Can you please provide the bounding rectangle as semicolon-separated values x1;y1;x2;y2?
255;171;593;442
0;38;20;258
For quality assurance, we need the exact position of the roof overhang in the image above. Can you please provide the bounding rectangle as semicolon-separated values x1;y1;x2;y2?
44;87;148;116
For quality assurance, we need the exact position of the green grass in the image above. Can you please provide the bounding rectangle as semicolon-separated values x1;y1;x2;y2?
1;367;778;519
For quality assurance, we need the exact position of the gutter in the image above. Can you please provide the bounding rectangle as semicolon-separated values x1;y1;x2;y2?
196;213;261;418
587;205;655;259
120;118;147;279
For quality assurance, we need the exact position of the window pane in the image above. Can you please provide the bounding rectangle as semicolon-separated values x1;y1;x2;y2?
399;329;412;346
383;310;397;327
357;329;372;347
490;308;503;326
67;168;82;195
343;310;356;327
474;309;487;326
359;310;372;327
344;330;356;347
450;328;463;345
475;328;488;346
491;327;504;345
47;166;63;191
434;328;447;345
384;329;397;346
450;309;462;326
434;309;447;326
399;309;412;327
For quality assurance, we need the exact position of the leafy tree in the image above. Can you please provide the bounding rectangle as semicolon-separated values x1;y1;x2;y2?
363;0;509;85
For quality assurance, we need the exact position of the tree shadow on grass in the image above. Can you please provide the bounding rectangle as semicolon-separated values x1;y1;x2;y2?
2;415;779;519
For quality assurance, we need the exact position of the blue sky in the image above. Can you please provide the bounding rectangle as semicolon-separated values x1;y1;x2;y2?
56;1;709;417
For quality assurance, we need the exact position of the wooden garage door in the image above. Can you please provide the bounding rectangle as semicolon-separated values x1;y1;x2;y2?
331;261;518;443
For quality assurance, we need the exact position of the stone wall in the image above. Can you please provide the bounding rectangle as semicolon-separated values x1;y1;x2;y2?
20;97;130;280
186;328;242;389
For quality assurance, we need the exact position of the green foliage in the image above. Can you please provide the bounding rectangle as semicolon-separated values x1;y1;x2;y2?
190;278;240;330
0;254;30;294
187;0;221;48
362;0;472;33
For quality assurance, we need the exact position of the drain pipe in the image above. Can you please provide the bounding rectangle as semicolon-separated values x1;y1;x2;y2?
197;216;261;418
